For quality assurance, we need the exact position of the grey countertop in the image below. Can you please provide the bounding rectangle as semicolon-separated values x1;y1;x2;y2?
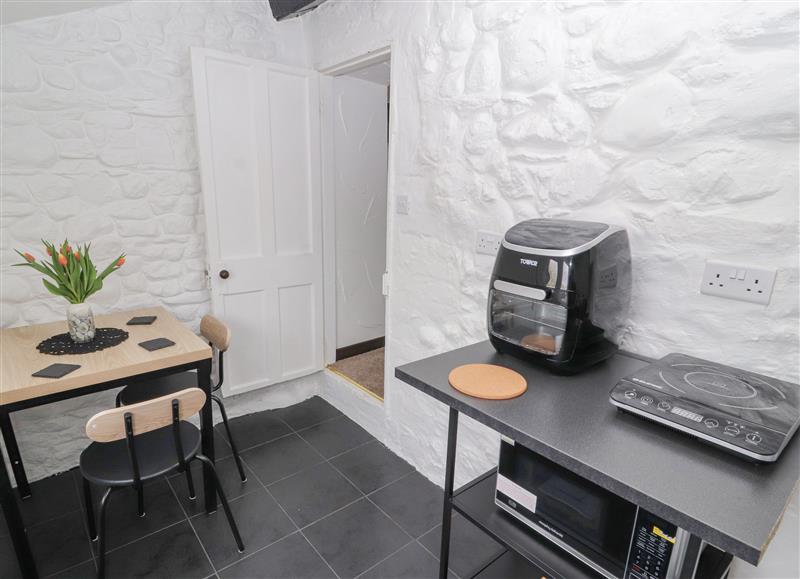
395;341;800;566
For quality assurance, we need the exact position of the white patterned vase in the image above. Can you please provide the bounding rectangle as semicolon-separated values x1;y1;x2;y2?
67;303;96;343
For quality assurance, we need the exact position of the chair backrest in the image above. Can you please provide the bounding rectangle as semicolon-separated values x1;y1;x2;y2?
200;314;231;352
85;388;206;443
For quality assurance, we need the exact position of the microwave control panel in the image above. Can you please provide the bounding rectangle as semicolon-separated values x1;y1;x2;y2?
625;510;679;579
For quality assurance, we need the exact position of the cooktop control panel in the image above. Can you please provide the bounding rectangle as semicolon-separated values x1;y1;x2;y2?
610;385;780;456
625;510;678;579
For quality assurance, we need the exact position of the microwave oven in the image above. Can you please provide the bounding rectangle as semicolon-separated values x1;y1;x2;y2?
496;439;690;579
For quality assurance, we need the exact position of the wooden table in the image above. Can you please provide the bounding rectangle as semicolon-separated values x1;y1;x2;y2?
0;307;215;579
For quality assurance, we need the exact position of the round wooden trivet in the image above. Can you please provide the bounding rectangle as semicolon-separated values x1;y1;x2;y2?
448;364;527;400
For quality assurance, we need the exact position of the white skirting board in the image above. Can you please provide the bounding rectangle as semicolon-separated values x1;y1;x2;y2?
321;369;386;443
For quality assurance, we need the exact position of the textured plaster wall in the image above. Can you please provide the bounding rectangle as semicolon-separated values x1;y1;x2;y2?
334;74;388;348
306;2;799;576
0;1;307;480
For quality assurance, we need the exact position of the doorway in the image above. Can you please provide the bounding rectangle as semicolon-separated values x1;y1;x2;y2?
321;50;392;401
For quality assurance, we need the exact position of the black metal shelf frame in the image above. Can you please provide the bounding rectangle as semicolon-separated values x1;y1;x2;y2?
438;408;730;579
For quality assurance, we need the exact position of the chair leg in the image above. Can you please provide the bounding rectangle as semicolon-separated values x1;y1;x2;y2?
0;411;31;498
194;454;244;552
211;395;247;482
136;483;145;517
83;477;97;540
97;487;113;579
184;464;196;500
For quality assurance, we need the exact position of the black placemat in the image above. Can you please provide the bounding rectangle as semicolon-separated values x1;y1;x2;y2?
37;327;129;355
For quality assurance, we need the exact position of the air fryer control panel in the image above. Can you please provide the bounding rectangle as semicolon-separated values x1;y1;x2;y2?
625;510;678;579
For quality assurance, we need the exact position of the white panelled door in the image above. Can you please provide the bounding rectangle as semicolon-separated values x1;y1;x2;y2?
191;48;323;395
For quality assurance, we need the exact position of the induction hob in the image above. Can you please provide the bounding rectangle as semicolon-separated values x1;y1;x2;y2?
610;353;800;462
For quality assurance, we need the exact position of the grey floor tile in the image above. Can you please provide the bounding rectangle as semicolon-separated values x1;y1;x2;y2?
168;456;255;517
268;462;362;528
473;550;542;579
297;415;373;459
369;471;442;538
217;411;292;451
360;541;454;579
303;498;410;579
331;441;414;494
191;487;295;570
104;521;212;579
90;478;186;552
27;510;93;577
274;396;342;431
18;470;81;526
211;428;234;460
241;434;324;486
419;513;505;579
0;532;23;579
219;532;336;579
46;559;97;579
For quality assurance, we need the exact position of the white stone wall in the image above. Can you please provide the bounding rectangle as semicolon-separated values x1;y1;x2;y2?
0;1;307;480
305;2;799;577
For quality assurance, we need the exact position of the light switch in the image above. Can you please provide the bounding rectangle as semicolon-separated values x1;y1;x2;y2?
737;270;746;280
395;195;410;215
729;269;737;279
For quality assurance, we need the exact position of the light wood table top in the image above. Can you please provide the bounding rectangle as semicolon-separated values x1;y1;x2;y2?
0;307;211;406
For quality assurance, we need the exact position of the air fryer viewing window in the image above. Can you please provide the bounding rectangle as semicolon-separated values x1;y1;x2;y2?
490;289;567;355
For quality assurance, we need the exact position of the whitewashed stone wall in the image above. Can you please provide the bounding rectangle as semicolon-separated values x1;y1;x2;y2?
305;2;799;577
0;1;307;480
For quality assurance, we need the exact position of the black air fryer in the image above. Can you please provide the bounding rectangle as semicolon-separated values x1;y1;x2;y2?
488;219;631;374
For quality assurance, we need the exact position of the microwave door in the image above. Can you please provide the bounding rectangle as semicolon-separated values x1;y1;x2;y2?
538;478;606;534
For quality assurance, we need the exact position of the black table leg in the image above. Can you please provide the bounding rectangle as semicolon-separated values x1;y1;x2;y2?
0;438;37;578
0;411;31;499
439;408;459;579
198;358;217;514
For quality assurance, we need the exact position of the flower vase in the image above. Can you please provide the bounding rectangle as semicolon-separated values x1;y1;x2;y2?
67;303;95;343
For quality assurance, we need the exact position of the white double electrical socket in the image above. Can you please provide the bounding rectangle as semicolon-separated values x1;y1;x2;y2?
476;231;503;255
700;260;777;305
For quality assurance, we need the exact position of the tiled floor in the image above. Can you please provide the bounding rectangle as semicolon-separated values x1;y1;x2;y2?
1;397;505;579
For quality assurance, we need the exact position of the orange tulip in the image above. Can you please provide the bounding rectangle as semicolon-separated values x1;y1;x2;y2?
23;252;35;263
117;257;125;267
58;253;67;266
73;251;81;260
46;247;52;256
65;244;72;253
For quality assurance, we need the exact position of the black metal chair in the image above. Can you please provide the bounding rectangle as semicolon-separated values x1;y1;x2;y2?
81;387;244;579
115;315;247;482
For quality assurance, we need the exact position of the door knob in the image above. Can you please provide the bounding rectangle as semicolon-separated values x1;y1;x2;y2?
219;269;230;279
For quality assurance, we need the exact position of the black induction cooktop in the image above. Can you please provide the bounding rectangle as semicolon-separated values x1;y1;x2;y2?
610;353;800;462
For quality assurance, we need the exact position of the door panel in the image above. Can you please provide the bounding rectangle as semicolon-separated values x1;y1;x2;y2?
203;58;262;261
192;48;324;395
222;290;273;389
278;284;316;375
269;71;314;256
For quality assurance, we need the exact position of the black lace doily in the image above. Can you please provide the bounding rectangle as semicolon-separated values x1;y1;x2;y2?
37;327;129;355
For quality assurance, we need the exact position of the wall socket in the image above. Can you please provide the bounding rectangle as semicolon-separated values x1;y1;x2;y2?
476;230;502;255
700;260;777;305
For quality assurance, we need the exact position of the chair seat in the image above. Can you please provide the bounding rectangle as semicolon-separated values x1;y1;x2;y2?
80;422;201;487
118;371;198;406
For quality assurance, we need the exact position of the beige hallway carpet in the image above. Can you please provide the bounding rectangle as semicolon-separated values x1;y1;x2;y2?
328;347;385;400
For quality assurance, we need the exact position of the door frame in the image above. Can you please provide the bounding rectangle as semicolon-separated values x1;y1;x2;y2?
319;45;396;367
